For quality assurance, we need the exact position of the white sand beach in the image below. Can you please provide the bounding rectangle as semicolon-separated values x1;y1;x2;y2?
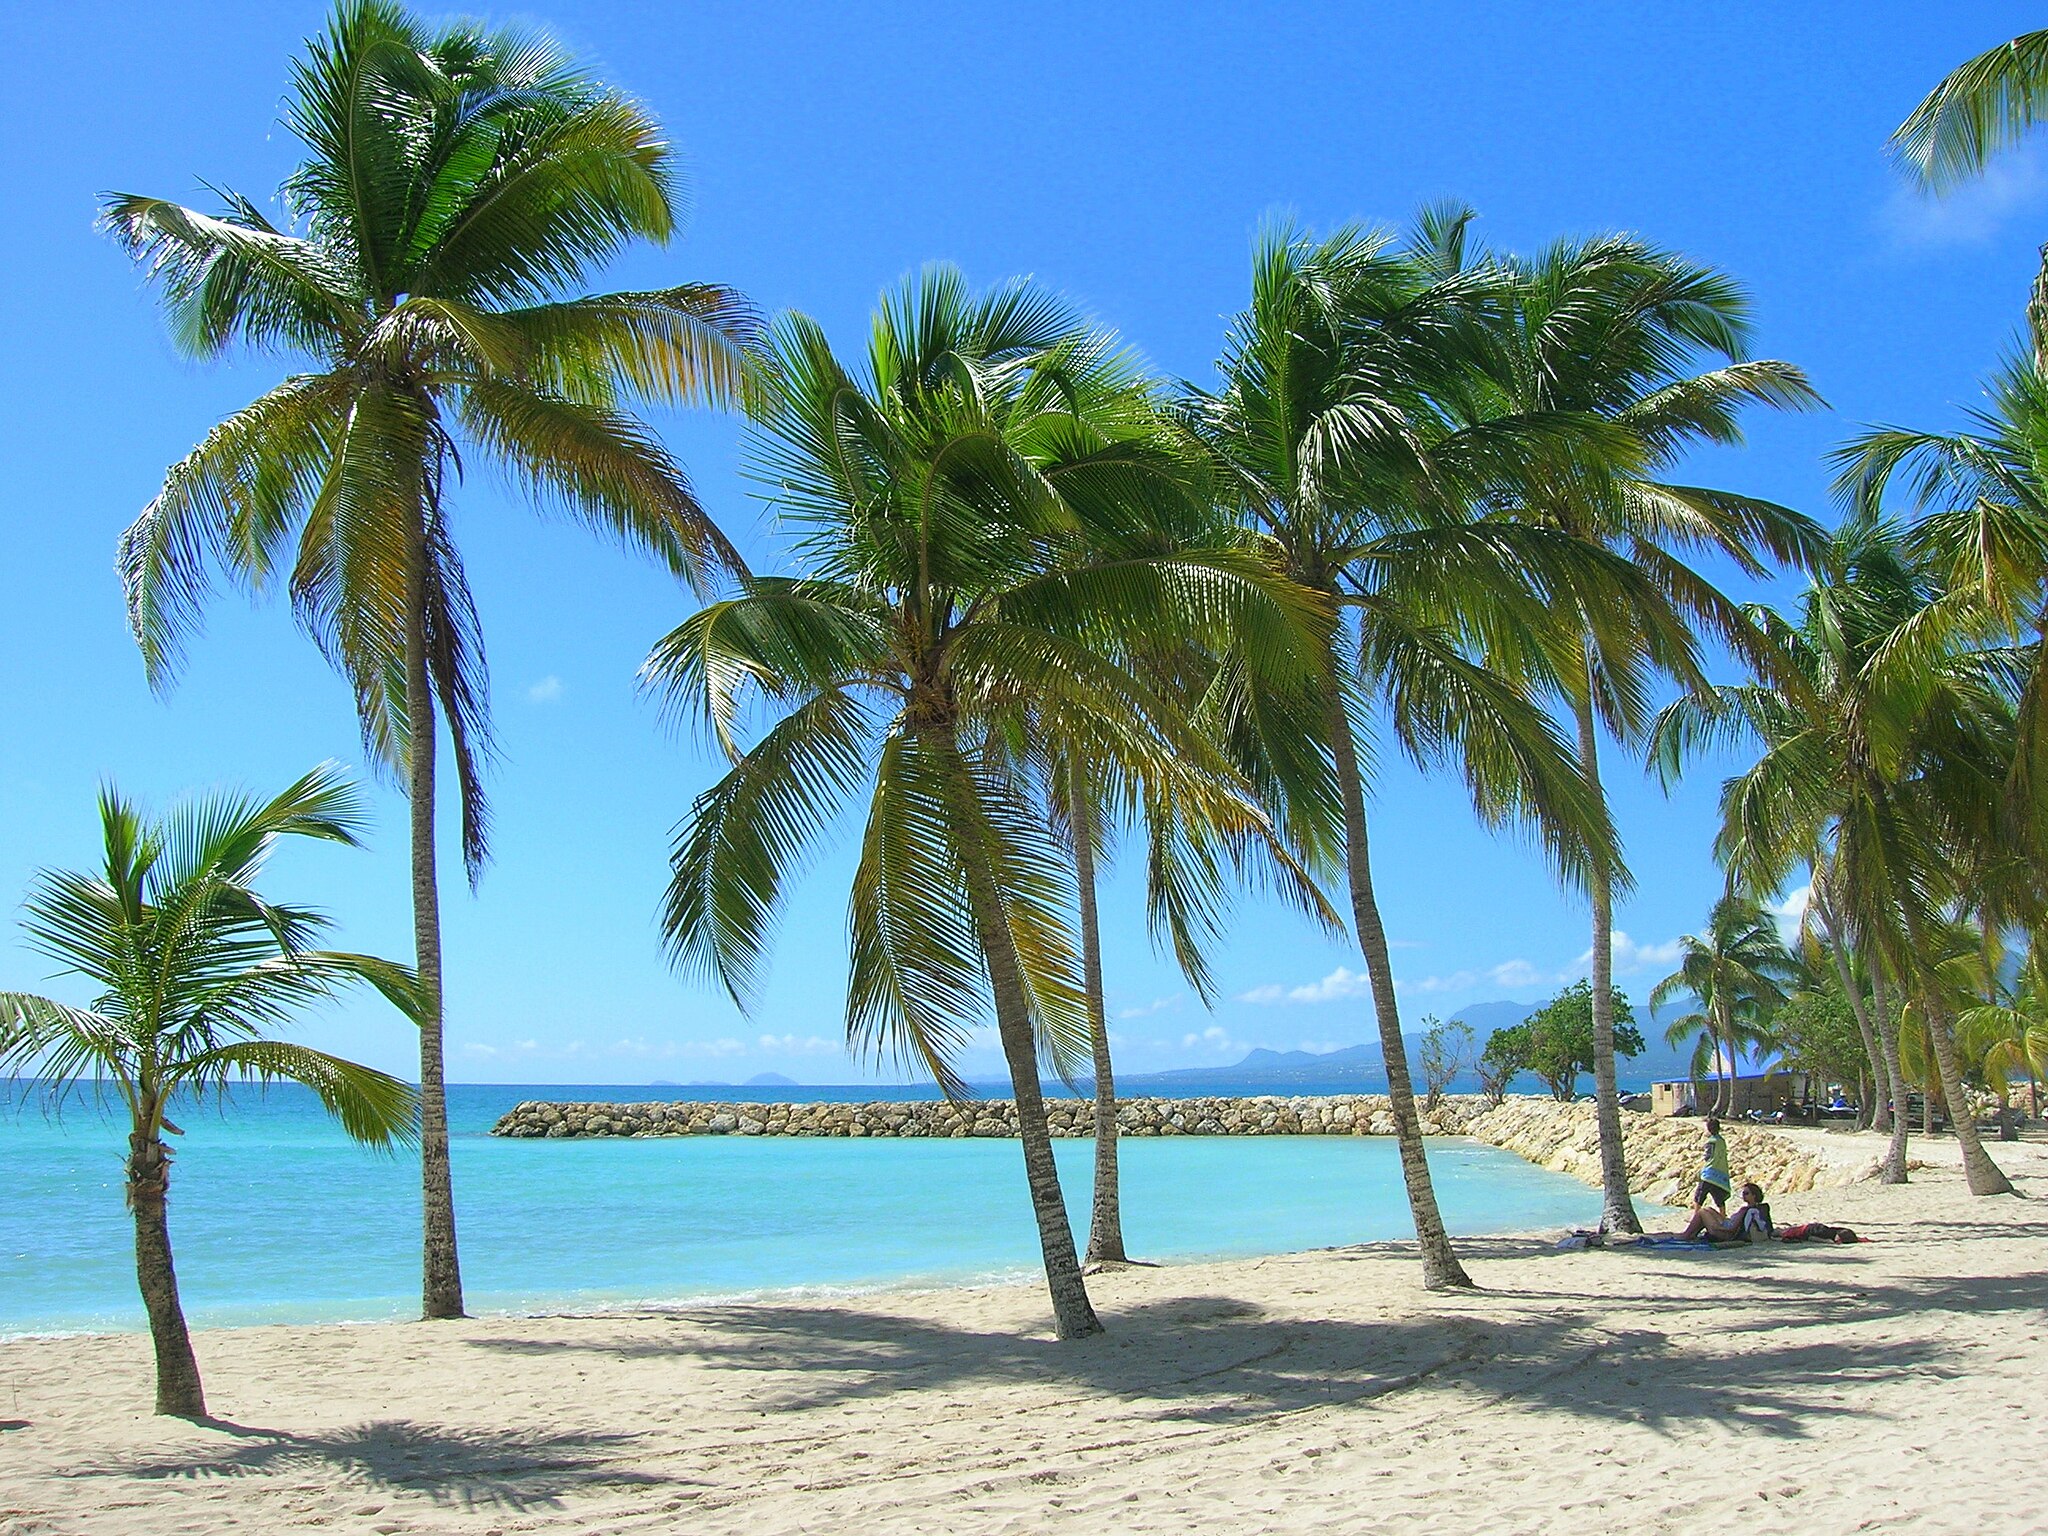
4;1134;2045;1536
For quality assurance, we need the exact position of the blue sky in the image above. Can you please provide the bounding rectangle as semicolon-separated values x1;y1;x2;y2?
1;2;2041;1084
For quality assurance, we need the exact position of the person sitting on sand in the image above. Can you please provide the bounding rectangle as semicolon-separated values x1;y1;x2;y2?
1681;1182;1772;1243
1693;1115;1732;1212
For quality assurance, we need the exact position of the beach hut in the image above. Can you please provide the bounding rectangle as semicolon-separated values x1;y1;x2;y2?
1651;1070;1814;1118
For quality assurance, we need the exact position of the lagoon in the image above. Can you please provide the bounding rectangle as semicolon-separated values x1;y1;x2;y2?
3;1083;1603;1335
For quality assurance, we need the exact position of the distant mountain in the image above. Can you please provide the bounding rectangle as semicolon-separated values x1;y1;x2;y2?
745;1072;800;1087
1110;993;1703;1096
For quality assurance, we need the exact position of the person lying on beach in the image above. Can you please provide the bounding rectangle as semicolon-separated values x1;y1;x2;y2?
1680;1182;1772;1243
1692;1116;1733;1213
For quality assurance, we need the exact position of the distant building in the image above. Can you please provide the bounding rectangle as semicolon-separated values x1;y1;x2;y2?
1651;1070;1813;1119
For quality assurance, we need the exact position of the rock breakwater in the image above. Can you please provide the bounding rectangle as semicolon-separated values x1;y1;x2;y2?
492;1093;1859;1204
491;1094;1491;1140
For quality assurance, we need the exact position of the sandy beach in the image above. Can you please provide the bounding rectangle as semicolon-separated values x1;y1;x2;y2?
4;1132;2045;1536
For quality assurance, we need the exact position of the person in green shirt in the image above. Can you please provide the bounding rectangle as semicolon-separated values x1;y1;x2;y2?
1693;1115;1732;1212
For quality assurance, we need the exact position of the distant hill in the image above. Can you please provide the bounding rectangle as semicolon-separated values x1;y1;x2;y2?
1111;994;1701;1096
745;1072;800;1087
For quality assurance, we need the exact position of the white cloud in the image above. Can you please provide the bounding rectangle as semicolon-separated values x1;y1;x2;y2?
1116;994;1183;1021
1397;969;1478;996
756;1033;841;1057
1882;144;2048;249
1579;931;1683;977
1235;983;1288;1005
1486;958;1545;990
1180;1024;1241;1054
1768;883;1812;945
526;675;565;704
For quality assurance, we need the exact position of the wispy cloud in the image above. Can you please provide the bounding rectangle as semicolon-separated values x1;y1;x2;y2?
1181;1023;1243;1054
1116;994;1184;1021
1768;883;1812;945
1882;144;2048;249
1572;931;1683;978
526;675;565;704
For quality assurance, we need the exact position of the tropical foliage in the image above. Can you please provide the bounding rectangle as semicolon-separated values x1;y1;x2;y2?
0;767;419;1416
103;0;756;1317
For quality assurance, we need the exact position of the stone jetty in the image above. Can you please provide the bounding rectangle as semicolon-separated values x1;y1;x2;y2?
491;1092;1850;1201
491;1093;1491;1142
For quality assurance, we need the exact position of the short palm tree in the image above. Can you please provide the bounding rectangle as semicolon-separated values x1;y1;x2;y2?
0;766;420;1418
1649;895;1797;1113
1653;521;2018;1192
1489;234;1824;1231
647;268;1321;1337
1183;214;1635;1289
104;0;755;1318
1957;943;2048;1128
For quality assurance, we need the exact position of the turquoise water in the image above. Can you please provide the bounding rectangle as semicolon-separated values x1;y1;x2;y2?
1;1083;1603;1336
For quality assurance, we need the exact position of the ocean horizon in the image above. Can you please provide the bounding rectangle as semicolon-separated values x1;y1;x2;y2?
1;1080;1620;1337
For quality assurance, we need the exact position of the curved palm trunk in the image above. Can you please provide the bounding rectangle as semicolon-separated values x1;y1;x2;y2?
128;1124;204;1418
1919;989;2013;1195
1571;681;1639;1234
1872;955;1910;1182
407;514;464;1321
942;736;1101;1338
1327;687;1472;1289
1073;790;1127;1267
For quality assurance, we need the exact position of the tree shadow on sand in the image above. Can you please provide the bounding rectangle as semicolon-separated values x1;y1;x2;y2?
69;1420;684;1511
467;1288;1971;1439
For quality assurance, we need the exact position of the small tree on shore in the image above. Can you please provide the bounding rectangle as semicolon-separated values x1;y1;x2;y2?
1477;1023;1530;1107
1417;1015;1475;1112
1524;980;1644;1101
0;768;419;1418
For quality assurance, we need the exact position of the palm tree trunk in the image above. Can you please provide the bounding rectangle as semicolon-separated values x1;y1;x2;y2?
1815;890;1888;1132
1072;779;1127;1267
1326;685;1472;1290
128;1123;204;1418
407;509;464;1321
1873;964;1909;1183
1919;989;2014;1195
1571;677;1639;1234
940;734;1101;1338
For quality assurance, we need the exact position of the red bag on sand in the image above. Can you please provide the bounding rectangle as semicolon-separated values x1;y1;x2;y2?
1779;1222;1864;1244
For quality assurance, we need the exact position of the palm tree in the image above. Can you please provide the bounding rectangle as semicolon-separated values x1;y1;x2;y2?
646;268;1323;1337
1053;723;1337;1267
1182;214;1637;1289
0;767;419;1418
1892;27;2048;367
1654;521;2019;1192
1489;235;1824;1231
1957;943;2048;1131
1650;895;1797;1113
103;1;756;1319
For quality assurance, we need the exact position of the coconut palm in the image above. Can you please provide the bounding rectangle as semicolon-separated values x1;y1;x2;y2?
0;766;419;1418
103;0;755;1318
1052;717;1338;1267
1488;235;1824;1231
1957;942;2048;1131
1650;895;1797;1113
1653;521;2018;1192
646;268;1323;1337
1893;28;2048;366
1182;214;1644;1288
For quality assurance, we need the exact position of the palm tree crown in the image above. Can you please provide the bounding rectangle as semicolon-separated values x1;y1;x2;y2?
647;266;1321;1336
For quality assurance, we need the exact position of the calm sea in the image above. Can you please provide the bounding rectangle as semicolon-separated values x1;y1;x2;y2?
1;1081;1608;1336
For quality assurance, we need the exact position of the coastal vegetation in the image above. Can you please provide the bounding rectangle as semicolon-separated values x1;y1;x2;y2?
6;0;2048;1416
0;767;419;1417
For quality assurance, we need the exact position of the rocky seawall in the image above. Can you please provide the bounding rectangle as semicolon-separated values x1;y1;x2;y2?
490;1093;1850;1204
1464;1099;1846;1206
491;1093;1493;1141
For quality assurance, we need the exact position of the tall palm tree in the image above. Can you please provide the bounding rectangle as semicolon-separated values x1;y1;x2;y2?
1893;27;2048;367
104;1;755;1319
1650;895;1797;1113
1183;215;1637;1289
1653;521;2018;1192
1489;236;1824;1231
0;766;419;1418
646;268;1323;1337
